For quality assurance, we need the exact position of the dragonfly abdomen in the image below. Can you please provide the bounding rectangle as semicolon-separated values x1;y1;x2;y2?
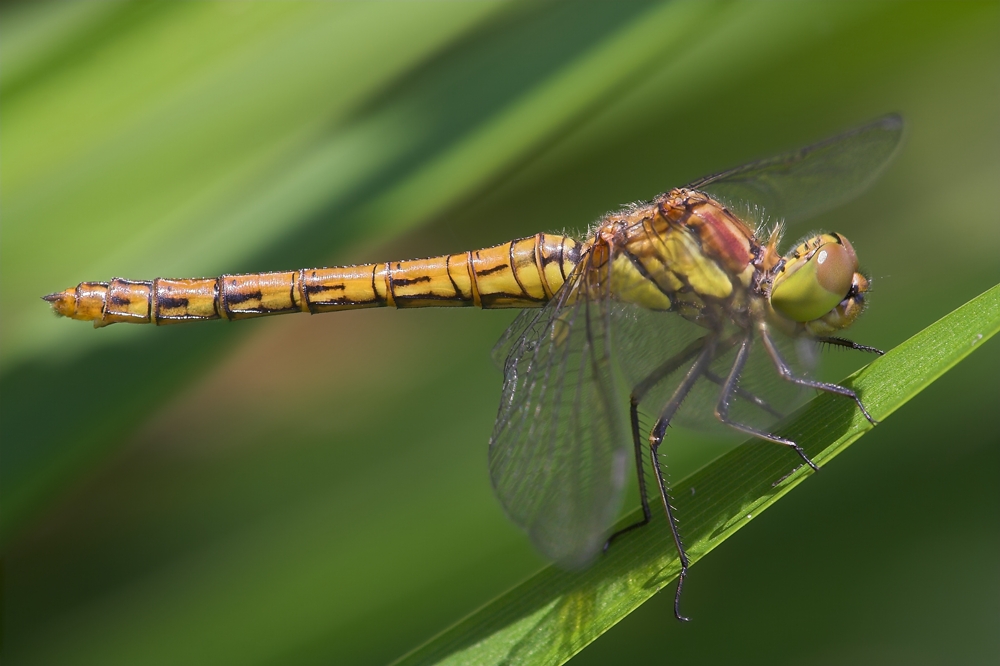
44;234;579;327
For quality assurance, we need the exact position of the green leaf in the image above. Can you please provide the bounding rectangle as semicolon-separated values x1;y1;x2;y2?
395;283;1000;666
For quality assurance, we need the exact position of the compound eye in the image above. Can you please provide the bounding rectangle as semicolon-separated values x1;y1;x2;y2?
771;237;858;323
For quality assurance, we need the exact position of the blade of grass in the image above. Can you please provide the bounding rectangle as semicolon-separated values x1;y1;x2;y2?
395;282;1000;666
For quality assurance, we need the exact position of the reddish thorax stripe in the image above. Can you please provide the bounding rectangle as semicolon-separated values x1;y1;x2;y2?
660;189;754;276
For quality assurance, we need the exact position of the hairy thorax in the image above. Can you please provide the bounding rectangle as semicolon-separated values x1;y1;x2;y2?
584;188;766;330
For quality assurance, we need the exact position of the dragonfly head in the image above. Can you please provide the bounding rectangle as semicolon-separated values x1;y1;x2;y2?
769;233;869;334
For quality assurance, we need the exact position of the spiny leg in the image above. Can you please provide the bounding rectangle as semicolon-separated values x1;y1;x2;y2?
714;333;819;472
760;327;879;425
604;337;709;552
647;339;716;622
605;364;783;550
605;398;653;547
816;335;885;356
604;329;788;553
603;331;771;552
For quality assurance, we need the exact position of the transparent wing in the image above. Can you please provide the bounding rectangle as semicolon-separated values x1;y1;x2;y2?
688;114;904;225
489;254;631;569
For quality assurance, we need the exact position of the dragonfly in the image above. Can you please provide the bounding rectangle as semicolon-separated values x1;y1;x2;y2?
45;114;904;620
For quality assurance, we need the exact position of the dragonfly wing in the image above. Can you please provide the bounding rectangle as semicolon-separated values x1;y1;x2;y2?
689;114;904;225
489;255;630;568
491;307;542;371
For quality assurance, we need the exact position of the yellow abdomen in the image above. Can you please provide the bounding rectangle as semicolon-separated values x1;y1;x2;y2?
45;234;580;327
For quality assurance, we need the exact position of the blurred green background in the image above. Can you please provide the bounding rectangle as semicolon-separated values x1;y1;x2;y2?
2;1;998;664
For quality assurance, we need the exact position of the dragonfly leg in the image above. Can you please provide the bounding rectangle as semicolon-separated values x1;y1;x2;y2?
761;327;879;425
604;337;709;552
602;398;654;551
704;369;783;420
715;334;819;472
647;339;716;622
816;335;885;356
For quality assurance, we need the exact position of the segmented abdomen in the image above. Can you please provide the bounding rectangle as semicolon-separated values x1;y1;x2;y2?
46;234;580;327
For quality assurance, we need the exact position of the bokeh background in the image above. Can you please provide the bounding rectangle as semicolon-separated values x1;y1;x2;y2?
2;2;998;664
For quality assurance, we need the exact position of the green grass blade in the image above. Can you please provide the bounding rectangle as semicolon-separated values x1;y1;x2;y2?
395;283;1000;666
